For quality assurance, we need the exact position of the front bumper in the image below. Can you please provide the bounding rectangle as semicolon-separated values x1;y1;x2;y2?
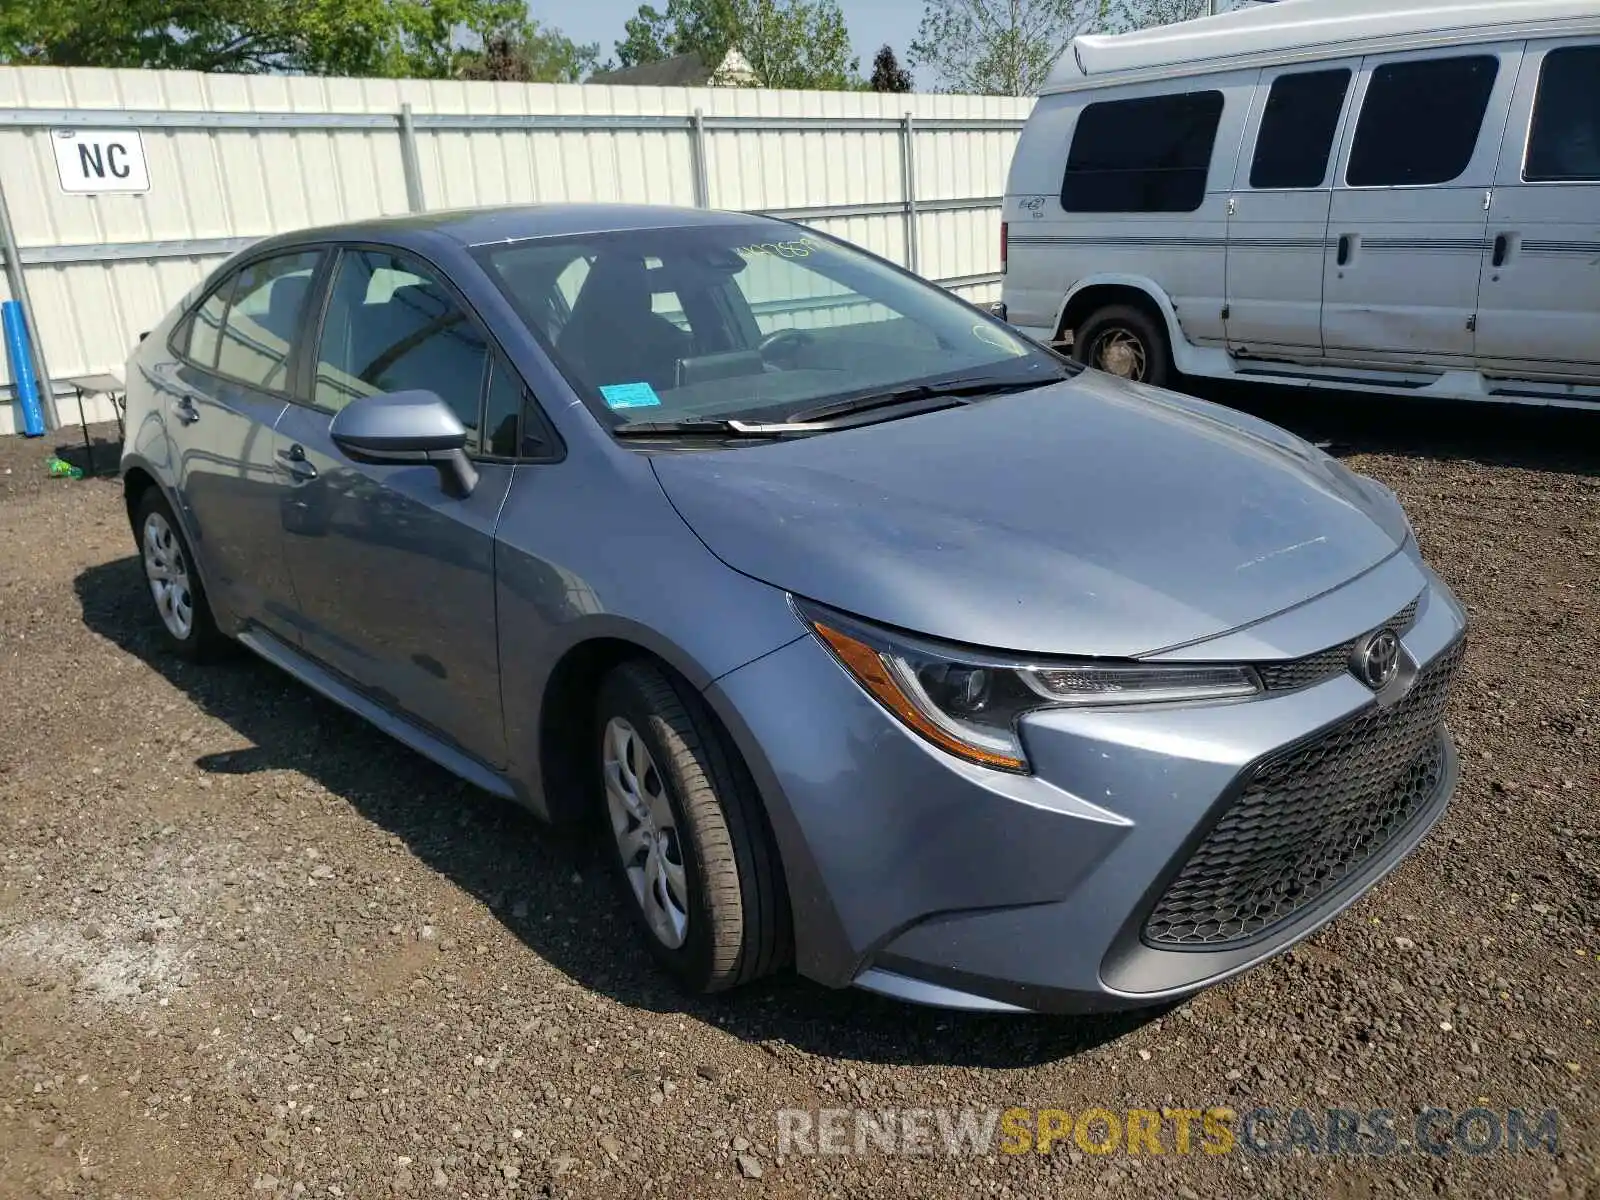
706;553;1469;1014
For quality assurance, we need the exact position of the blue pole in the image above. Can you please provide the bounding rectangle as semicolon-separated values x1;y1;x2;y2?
3;300;45;437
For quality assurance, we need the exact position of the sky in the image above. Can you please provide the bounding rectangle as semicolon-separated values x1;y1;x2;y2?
535;0;920;84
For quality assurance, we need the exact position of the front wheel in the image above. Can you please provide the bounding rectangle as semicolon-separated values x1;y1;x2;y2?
594;660;790;993
1072;304;1173;389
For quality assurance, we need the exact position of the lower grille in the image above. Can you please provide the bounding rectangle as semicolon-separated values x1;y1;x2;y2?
1143;637;1464;949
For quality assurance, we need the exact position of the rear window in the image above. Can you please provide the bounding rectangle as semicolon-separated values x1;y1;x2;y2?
1251;69;1351;189
1346;56;1499;187
1524;46;1600;183
1061;91;1224;214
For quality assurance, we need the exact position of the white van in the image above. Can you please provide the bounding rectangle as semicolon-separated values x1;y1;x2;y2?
1001;0;1600;408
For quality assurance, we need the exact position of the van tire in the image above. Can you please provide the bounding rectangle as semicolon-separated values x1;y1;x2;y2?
1073;305;1172;389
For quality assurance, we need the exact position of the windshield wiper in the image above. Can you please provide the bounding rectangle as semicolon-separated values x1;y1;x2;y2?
611;417;824;438
784;373;1064;425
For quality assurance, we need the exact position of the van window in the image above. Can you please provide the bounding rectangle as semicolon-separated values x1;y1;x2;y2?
1061;91;1224;213
1251;69;1351;189
1346;56;1499;188
1524;46;1600;182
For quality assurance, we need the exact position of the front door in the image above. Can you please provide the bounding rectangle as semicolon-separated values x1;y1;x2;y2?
275;247;512;768
165;249;323;639
1321;46;1522;370
1476;40;1600;385
1225;63;1356;361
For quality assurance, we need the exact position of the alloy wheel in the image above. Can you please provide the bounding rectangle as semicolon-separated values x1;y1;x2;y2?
1092;327;1149;381
142;511;194;640
603;717;690;949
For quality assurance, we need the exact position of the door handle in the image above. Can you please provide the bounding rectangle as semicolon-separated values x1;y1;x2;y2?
171;394;201;425
275;444;318;481
1492;234;1509;268
1336;235;1352;267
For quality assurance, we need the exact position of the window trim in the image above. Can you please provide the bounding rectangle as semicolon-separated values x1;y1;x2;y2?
1248;67;1354;192
1059;89;1226;215
1520;43;1600;185
1342;53;1503;191
168;245;332;400
295;240;566;466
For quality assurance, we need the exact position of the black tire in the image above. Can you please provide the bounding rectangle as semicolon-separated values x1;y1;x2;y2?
1072;304;1173;389
132;488;227;661
594;660;790;993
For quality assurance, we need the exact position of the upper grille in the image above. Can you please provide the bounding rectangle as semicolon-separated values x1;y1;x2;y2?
1255;597;1421;693
1143;636;1464;949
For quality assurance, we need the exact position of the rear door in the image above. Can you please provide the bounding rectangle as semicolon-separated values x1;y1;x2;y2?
1321;46;1522;369
274;245;514;768
164;249;323;638
1225;63;1357;360
1476;40;1600;384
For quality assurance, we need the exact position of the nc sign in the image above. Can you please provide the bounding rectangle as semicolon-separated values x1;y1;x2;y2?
51;130;150;195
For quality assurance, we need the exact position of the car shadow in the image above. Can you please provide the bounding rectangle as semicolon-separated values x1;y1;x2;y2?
75;555;1162;1069
1190;381;1600;477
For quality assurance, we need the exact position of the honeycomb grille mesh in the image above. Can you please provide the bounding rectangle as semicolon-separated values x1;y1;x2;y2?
1143;637;1464;949
1255;597;1421;694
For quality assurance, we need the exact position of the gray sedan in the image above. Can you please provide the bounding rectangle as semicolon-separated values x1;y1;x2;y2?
119;204;1467;1013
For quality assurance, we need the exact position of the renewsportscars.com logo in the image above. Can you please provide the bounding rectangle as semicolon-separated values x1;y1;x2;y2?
776;1106;1562;1159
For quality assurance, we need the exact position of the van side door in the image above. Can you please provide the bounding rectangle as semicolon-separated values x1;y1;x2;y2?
1321;45;1524;370
1225;62;1358;362
1476;39;1600;386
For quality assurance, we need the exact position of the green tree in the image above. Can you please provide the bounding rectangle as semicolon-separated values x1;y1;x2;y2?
612;0;856;88
455;23;601;82
0;0;592;79
1111;0;1210;29
910;0;1115;95
869;44;912;92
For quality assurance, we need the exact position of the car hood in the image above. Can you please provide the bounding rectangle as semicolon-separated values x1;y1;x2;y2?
650;371;1409;657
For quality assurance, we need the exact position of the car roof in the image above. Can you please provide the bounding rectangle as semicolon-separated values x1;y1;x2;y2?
253;204;782;255
1043;0;1600;92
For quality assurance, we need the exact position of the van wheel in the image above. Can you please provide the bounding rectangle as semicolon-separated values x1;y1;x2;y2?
594;660;790;994
134;489;226;661
1073;305;1172;388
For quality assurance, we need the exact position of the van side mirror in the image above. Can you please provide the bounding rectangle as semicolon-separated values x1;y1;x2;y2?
329;390;479;498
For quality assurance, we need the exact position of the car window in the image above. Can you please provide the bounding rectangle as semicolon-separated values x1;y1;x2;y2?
185;278;233;369
1251;69;1351;190
1061;91;1225;213
314;249;490;438
203;252;320;389
476;222;1054;431
1524;46;1600;183
483;354;523;458
1347;56;1499;188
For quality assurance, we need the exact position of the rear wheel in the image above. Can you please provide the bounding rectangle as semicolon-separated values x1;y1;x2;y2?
594;660;789;993
134;489;225;661
1072;304;1173;388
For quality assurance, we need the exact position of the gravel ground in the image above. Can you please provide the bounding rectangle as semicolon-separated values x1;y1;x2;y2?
1;393;1596;1199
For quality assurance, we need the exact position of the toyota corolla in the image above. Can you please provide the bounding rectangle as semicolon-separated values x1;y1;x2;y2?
119;205;1467;1013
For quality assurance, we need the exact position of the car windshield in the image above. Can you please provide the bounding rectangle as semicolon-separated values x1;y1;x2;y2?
474;222;1068;430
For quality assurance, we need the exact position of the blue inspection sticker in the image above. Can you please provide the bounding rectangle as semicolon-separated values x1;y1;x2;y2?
599;382;663;410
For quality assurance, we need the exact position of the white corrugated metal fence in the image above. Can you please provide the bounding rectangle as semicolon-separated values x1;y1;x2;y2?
0;67;1031;434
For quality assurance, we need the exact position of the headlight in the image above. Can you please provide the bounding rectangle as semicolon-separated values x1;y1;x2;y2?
795;601;1261;774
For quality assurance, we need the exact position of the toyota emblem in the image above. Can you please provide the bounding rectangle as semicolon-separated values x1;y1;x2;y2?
1352;629;1401;691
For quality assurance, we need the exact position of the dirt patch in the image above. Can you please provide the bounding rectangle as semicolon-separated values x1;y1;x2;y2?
0;405;1596;1199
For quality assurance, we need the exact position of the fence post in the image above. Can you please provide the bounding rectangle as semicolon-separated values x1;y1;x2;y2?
690;109;710;208
398;103;426;213
900;113;920;275
0;168;56;430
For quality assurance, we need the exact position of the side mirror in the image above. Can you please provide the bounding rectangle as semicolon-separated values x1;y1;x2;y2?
329;390;478;498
